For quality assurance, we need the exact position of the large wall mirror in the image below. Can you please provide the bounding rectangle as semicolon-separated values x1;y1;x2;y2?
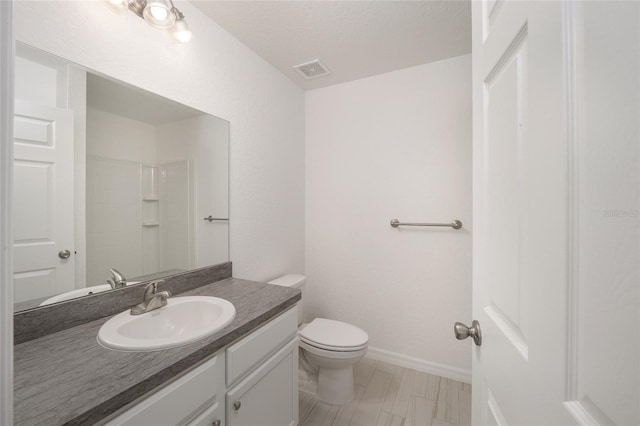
13;43;230;311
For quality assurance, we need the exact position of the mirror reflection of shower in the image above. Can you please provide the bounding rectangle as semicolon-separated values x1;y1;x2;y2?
86;157;193;287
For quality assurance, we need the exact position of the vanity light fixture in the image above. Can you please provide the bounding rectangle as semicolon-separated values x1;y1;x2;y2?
141;0;175;29
110;0;192;42
170;8;192;43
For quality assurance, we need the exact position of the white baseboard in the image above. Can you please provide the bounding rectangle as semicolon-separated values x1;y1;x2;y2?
365;346;472;384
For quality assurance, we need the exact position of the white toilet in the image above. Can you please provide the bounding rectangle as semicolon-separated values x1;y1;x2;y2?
268;274;368;405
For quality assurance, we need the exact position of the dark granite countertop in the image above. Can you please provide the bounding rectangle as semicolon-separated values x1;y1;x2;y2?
14;278;301;426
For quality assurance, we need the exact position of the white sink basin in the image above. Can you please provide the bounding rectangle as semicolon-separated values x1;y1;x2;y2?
39;282;141;306
97;296;236;351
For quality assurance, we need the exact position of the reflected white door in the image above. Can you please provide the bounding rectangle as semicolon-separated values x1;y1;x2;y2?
472;1;639;425
13;100;75;302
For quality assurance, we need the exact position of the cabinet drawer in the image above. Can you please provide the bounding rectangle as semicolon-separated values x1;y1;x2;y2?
226;307;297;386
105;352;225;426
226;338;298;426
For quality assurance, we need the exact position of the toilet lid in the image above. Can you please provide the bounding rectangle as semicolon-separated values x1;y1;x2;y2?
299;318;368;349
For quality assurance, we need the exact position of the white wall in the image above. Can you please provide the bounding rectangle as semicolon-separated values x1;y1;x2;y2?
305;55;472;377
158;115;230;268
157;160;191;271
15;0;305;281
86;107;157;164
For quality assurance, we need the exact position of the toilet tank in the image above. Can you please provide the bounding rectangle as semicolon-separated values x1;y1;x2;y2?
267;274;305;325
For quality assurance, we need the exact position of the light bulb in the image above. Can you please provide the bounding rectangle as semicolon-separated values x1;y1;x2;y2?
142;0;175;28
171;18;192;43
149;5;168;21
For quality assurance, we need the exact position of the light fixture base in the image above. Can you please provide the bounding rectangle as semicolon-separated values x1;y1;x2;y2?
128;0;146;18
118;0;191;42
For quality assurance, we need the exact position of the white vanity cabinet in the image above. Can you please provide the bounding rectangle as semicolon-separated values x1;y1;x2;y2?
104;307;298;426
226;339;298;426
226;308;299;426
104;352;226;426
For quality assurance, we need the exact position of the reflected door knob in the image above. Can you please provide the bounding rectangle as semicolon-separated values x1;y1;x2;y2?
454;320;482;346
58;250;71;259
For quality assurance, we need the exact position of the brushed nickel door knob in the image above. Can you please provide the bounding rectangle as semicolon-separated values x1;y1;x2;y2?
233;401;241;411
58;249;71;259
454;320;482;346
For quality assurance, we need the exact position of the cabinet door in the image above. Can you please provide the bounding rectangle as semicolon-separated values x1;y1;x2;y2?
226;307;298;386
186;400;224;426
105;353;225;426
227;338;298;426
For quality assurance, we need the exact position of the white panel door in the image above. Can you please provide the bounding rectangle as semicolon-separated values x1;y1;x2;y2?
568;2;639;424
13;100;74;302
471;1;639;425
472;3;573;422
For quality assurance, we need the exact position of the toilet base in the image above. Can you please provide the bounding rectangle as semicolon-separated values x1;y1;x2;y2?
297;361;357;405
316;365;355;405
298;334;368;406
298;366;318;395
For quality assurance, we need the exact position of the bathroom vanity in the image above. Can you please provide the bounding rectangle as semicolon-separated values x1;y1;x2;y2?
13;270;301;426
105;307;299;426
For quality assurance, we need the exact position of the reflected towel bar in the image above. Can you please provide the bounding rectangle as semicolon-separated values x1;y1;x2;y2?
390;219;463;230
204;216;229;222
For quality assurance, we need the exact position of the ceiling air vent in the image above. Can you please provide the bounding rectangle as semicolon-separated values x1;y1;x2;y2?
293;59;331;80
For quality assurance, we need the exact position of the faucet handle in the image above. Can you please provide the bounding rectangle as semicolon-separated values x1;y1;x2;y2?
142;280;164;301
109;268;125;282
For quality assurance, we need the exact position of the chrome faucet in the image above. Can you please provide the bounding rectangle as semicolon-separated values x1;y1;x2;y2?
130;281;171;315
106;278;117;289
108;268;127;289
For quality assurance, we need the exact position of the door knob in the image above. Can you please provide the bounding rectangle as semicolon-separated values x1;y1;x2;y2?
233;401;241;411
454;320;482;346
58;250;71;259
212;420;221;426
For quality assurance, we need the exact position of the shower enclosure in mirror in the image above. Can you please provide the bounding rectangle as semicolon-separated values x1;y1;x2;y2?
13;44;229;311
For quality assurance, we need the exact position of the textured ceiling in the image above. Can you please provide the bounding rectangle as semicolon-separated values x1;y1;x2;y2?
192;1;472;90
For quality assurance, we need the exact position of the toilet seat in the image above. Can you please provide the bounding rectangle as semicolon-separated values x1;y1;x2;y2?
299;339;368;360
300;336;368;352
299;318;368;352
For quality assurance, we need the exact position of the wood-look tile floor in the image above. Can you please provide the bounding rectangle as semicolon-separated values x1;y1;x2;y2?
299;358;471;426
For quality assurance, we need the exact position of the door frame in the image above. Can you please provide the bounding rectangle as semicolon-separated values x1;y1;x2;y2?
563;0;581;407
0;0;14;424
